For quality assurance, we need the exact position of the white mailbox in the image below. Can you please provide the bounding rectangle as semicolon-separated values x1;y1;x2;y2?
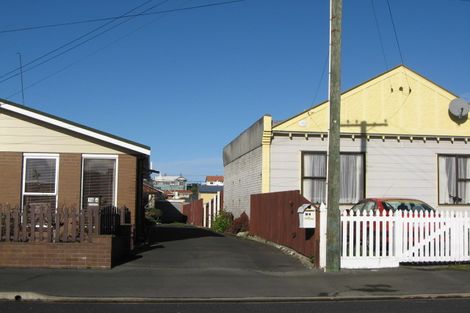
297;203;317;228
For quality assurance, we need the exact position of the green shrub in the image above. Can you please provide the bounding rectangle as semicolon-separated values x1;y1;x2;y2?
145;207;163;224
211;211;233;233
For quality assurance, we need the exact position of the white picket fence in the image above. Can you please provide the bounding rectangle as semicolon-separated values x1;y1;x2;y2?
340;210;470;269
202;191;222;228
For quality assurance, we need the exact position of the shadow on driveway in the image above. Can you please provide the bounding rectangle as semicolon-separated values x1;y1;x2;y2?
146;224;224;243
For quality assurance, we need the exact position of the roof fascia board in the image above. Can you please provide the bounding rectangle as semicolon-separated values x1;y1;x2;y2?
0;102;150;155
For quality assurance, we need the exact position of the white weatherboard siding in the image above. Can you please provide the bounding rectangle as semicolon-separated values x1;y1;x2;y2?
0;112;123;154
224;146;262;217
270;135;470;211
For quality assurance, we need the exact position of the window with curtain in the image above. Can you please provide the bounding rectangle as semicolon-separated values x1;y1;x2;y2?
302;152;364;204
438;155;470;204
23;155;58;210
82;157;117;209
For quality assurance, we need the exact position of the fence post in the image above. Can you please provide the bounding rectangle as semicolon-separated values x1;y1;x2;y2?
208;200;212;229
319;203;328;269
394;210;403;260
216;191;221;217
203;202;207;228
0;207;3;241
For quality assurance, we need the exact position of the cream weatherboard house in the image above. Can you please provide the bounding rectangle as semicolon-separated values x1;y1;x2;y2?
0;99;151;238
223;65;470;218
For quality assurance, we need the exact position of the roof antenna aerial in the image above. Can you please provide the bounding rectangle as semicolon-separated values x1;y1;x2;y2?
17;52;25;105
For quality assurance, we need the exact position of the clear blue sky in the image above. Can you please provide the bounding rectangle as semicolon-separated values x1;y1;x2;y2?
0;0;469;182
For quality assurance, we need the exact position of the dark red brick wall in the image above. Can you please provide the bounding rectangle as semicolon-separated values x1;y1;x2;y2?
58;153;81;208
117;154;137;225
0;152;22;207
0;235;130;269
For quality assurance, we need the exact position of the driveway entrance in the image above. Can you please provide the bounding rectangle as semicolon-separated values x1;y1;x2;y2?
124;224;309;273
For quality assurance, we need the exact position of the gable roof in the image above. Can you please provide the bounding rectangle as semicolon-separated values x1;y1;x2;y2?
273;65;465;137
0;98;150;155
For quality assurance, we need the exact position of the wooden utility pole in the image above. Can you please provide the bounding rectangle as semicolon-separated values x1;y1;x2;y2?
326;0;342;272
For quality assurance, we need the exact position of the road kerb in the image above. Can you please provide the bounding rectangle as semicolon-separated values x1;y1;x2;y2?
2;292;470;303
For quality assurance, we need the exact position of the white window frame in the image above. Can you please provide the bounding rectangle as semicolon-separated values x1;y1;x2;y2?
22;153;60;209
80;154;119;209
438;154;470;205
301;151;365;205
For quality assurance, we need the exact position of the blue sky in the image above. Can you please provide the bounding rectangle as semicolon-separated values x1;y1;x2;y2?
0;0;469;182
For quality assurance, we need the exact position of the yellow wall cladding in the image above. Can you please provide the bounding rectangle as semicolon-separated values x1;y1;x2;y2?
273;66;465;137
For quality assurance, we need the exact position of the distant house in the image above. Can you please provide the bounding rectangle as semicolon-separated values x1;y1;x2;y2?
153;174;187;191
198;184;223;204
204;175;224;186
164;189;193;201
223;65;470;218
143;180;165;209
0;98;151;238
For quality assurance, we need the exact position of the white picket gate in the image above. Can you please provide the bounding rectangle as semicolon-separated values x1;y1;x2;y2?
340;210;470;269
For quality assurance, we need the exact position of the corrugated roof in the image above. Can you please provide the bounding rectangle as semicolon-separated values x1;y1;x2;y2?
198;185;223;193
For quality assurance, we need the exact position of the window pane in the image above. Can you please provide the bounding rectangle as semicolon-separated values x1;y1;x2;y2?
438;156;456;204
82;159;116;208
24;158;56;193
458;181;470;204
458;157;470;179
303;153;326;177
303;179;326;204
339;154;364;203
303;153;364;204
23;195;56;210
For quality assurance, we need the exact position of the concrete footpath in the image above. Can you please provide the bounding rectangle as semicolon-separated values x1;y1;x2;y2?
1;225;470;302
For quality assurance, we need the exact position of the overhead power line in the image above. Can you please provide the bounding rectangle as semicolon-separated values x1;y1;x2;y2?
0;0;245;35
370;0;389;69
385;0;405;64
4;0;246;98
0;0;245;86
0;0;168;84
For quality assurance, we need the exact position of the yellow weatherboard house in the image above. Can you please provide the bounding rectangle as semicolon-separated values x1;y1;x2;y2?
223;65;470;218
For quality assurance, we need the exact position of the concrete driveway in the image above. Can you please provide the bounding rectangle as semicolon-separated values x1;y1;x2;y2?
124;224;309;273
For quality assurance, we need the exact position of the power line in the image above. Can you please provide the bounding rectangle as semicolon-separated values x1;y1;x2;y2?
0;0;245;86
5;0;246;98
6;0;172;99
370;0;389;69
0;0;245;35
385;0;405;64
0;0;168;84
312;54;328;105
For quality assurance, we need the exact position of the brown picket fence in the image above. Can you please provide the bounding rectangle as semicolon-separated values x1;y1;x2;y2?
0;205;129;243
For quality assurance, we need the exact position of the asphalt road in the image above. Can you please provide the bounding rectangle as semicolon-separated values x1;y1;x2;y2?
2;225;470;300
1;299;470;313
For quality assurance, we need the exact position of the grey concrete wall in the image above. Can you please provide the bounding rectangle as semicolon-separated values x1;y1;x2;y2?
223;117;265;166
223;146;262;217
270;135;470;211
